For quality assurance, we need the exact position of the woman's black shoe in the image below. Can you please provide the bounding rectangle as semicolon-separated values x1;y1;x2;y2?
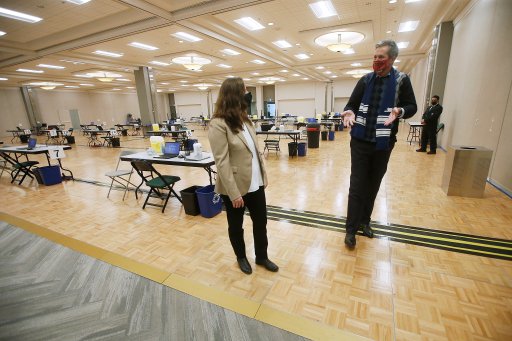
237;257;252;274
255;259;279;272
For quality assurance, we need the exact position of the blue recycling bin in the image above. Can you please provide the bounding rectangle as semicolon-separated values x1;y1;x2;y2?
195;185;223;218
37;165;62;185
298;142;307;156
328;131;335;141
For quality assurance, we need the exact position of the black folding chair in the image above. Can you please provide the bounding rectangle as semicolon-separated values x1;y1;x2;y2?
11;160;39;185
131;160;182;213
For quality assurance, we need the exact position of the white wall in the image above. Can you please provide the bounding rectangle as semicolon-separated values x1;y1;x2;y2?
174;91;208;120
0;88;29;136
442;0;512;192
408;55;429;121
275;82;331;117
333;78;359;113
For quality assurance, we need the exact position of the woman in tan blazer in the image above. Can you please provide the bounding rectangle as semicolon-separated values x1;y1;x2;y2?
208;77;278;275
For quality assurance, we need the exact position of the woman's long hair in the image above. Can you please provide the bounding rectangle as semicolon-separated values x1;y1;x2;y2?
212;77;251;133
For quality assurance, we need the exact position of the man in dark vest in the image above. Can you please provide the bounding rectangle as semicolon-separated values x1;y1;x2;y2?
417;95;443;154
342;40;417;249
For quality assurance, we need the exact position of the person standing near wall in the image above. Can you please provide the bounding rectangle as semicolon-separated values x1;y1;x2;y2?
343;40;417;249
208;77;278;274
417;95;443;154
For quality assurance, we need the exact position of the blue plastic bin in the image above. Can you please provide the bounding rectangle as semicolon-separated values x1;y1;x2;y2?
195;185;223;218
37;165;62;185
328;131;335;141
298;142;307;156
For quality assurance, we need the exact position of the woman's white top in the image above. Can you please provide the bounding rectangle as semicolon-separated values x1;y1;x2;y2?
241;123;264;192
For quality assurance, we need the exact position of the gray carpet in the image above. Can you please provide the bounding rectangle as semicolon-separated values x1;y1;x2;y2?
0;221;309;341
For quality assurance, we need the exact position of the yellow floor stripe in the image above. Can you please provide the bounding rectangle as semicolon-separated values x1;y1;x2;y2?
255;304;370;341
162;274;260;318
1;211;365;339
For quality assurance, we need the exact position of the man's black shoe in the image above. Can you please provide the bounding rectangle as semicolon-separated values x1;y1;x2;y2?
416;148;426;152
427;151;436;154
361;225;374;238
237;257;252;274
344;233;356;249
255;259;279;272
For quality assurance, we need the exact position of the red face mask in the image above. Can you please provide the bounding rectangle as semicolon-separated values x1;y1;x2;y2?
373;59;388;73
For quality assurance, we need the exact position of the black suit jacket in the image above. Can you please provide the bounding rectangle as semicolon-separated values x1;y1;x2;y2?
422;104;443;126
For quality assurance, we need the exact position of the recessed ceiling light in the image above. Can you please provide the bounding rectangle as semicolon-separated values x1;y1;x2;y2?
267;22;274;26
388;0;397;3
251;59;266;64
17;68;44;73
60;59;86;65
234;17;265;31
66;0;91;4
116;78;131;82
37;64;65;69
0;77;8;80
309;1;338;19
397;41;409;49
342;48;355;55
0;31;6;36
398;20;420;32
128;42;159;50
351;62;362;67
251;72;260;75
324;71;332;74
243;78;251;81
126;86;135;89
79;83;94;86
405;0;422;3
179;80;188;83
64;85;80;88
315;66;325;69
93;50;123;58
292;74;300;77
295;43;301;46
330;75;338;78
0;7;42;23
302;77;309;80
273;40;292;48
295;53;310;60
112;88;121;91
172;32;202;42
280;70;288;73
149;61;170;66
221;48;240;55
386;30;392;34
160;82;169;85
217;64;232;68
227;75;235;78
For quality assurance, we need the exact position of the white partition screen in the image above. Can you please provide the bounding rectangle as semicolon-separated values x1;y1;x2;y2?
277;99;315;116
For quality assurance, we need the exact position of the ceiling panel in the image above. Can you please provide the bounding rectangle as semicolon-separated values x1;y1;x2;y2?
0;0;471;92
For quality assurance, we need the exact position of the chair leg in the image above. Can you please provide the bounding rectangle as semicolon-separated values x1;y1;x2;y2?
107;178;115;198
142;188;153;209
161;191;172;213
122;171;133;201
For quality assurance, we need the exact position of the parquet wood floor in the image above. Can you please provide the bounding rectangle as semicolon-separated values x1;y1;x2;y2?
1;123;511;340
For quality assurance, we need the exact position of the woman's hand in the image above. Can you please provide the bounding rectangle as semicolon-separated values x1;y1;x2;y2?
232;197;244;208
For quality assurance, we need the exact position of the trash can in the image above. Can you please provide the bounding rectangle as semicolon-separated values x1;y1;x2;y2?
36;165;62;185
288;142;298;156
441;146;493;198
20;134;30;143
111;137;120;147
306;123;320;148
328;131;335;141
65;135;75;144
196;185;223;218
180;185;202;215
298;142;307;156
321;131;328;141
121;129;128;136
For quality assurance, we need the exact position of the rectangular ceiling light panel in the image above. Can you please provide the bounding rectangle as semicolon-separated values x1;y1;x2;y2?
309;1;338;19
0;7;42;23
234;17;265;31
172;32;202;42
